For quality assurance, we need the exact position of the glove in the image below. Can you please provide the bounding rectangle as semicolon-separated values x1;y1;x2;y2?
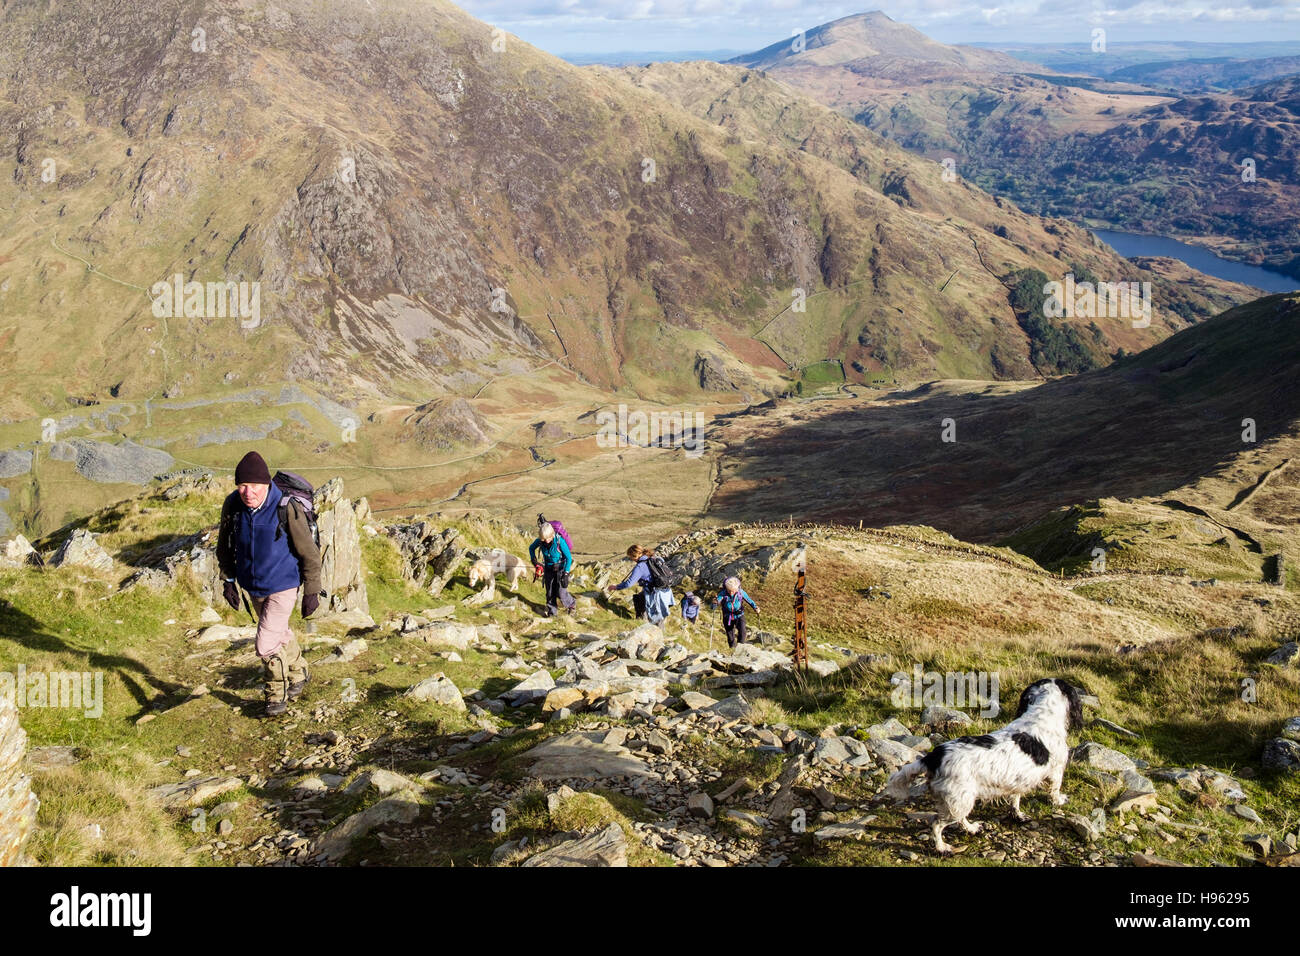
754;606;760;615
223;579;240;610
534;564;544;581
302;591;320;618
560;570;571;589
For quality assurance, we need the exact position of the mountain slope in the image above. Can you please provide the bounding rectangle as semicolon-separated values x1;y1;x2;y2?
616;60;1253;375
1111;55;1300;92
728;15;1300;280
709;292;1300;550
0;0;1252;430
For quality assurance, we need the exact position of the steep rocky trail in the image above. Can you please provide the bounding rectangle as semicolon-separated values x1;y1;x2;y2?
4;477;1297;866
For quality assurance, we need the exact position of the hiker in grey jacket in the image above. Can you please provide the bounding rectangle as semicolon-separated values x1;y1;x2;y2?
215;452;323;717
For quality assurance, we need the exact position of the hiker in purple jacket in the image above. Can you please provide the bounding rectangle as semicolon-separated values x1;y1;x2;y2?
607;545;676;625
216;452;323;717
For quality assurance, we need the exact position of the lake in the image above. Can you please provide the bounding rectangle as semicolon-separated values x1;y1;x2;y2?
1090;228;1297;294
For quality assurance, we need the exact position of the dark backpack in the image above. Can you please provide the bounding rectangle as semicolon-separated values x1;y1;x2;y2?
645;554;677;590
273;470;319;549
538;514;573;551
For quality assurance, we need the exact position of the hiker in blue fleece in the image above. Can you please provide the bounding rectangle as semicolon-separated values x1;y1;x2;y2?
528;522;575;616
715;576;759;648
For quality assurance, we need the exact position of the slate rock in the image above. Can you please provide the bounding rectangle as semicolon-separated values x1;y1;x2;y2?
312;792;421;862
520;731;657;780
1261;737;1300;772
520;822;627;867
405;673;467;711
1071;742;1137;773
502;670;556;705
148;775;242;808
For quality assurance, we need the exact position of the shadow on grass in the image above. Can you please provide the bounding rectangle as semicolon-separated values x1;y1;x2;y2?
0;594;186;721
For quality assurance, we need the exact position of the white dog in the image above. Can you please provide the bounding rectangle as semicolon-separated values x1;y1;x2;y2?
467;548;527;592
886;678;1084;854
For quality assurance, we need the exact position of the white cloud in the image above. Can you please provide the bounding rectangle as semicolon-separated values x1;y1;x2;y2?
456;0;1300;52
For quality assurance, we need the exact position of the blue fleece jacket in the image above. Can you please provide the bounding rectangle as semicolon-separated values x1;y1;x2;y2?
233;482;302;597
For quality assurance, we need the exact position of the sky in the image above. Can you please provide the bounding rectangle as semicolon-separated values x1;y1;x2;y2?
455;1;1300;56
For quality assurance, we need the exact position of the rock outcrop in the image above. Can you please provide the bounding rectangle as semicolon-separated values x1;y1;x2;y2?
0;534;42;569
388;522;463;595
314;478;369;616
0;697;39;867
125;528;223;604
51;529;114;571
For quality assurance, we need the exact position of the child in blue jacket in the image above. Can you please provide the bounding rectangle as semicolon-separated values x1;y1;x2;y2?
681;592;702;625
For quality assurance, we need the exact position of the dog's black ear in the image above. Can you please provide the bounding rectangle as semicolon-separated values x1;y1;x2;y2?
1054;679;1084;731
1015;679;1048;719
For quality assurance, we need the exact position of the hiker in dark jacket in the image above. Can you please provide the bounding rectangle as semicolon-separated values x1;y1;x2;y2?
607;545;675;625
528;522;575;617
715;575;759;648
216;452;323;717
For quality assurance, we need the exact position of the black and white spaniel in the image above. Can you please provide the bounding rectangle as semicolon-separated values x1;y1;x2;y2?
886;678;1085;854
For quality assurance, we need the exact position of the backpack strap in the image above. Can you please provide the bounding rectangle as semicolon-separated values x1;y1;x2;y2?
276;497;297;544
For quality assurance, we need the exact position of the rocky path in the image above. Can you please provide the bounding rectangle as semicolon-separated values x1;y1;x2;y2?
157;614;1300;867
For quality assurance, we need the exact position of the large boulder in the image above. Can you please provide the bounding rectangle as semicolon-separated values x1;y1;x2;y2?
1266;642;1299;667
0;697;39;866
147;775;242;808
722;643;791;673
520;731;657;781
125;528;222;604
412;621;478;650
386;522;463;594
613;624;665;661
1071;742;1137;773
51;529;113;571
1262;737;1300;772
502;670;556;706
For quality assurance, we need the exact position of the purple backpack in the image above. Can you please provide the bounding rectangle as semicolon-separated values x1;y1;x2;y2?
273;471;319;548
538;514;573;551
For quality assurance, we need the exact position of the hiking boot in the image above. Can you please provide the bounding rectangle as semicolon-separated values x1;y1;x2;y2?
283;637;309;699
263;645;291;716
287;670;310;700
